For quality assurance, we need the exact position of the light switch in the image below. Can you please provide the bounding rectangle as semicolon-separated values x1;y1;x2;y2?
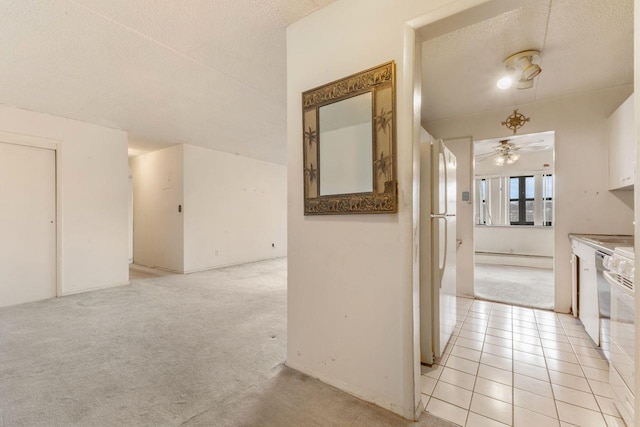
461;191;470;201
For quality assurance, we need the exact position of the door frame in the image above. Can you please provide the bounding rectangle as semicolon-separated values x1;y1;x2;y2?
0;131;61;298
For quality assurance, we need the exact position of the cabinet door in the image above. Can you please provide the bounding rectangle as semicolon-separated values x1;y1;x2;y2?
608;94;635;190
579;258;599;345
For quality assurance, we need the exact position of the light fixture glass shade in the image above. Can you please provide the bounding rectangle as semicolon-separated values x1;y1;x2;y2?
496;75;512;90
494;149;519;166
497;67;516;90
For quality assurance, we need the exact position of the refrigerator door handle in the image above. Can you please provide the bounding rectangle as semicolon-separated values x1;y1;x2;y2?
434;216;448;288
432;140;448;216
440;140;448;216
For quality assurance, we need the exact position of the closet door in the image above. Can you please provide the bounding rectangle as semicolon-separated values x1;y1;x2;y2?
0;142;56;307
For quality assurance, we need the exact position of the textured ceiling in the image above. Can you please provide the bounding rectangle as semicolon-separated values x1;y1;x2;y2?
0;0;334;163
422;0;633;123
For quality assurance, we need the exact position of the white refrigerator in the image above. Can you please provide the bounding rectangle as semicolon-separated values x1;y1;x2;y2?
420;138;457;365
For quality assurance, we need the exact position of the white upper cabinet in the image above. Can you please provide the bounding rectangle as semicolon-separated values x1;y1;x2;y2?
608;93;635;190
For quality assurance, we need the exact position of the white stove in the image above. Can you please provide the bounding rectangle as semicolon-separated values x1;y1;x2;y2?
604;246;635;426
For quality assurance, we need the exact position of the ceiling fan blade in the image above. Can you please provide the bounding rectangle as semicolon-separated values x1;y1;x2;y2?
475;152;496;162
513;138;544;147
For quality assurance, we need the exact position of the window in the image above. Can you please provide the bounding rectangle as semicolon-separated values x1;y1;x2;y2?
509;176;534;225
475;174;553;227
478;178;487;225
543;174;553;226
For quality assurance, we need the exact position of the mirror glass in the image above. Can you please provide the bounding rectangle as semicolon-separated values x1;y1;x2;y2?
318;92;373;196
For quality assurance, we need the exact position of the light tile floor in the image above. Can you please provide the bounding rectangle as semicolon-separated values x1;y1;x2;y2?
421;298;627;427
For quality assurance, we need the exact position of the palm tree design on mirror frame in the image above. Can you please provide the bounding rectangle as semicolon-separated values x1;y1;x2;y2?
304;126;317;148
304;162;318;196
374;107;393;193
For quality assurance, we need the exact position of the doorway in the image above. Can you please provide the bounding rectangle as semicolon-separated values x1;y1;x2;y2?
0;141;57;307
473;131;555;309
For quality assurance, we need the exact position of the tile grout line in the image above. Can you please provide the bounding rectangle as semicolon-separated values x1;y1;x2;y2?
511;306;515;427
556;313;610;422
466;301;492;426
536;309;562;423
462;301;472;427
434;300;622;426
424;298;474;419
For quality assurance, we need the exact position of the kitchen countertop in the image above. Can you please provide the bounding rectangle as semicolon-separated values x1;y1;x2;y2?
569;233;634;255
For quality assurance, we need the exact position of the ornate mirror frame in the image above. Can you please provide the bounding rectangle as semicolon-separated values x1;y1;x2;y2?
302;61;397;215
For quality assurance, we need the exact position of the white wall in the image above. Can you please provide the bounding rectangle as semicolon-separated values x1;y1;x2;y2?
131;145;184;272
444;137;474;297
128;164;133;263
632;2;640;418
182;144;286;273
426;85;635;313
475;226;554;256
287;0;491;419
0;104;129;295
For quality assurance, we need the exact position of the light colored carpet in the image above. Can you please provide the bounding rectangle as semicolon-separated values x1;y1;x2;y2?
0;258;453;427
474;263;554;309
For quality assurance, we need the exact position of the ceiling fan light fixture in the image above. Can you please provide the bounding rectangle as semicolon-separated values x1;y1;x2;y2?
493;140;520;166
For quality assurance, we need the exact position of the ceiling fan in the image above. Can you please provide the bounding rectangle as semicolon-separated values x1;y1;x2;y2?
475;138;546;166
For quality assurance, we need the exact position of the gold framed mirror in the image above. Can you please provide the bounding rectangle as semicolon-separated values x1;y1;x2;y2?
302;61;397;215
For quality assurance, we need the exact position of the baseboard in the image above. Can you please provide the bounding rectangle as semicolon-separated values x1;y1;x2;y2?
475;253;553;269
130;262;184;274
285;361;414;420
182;255;286;274
415;398;425;420
59;280;129;297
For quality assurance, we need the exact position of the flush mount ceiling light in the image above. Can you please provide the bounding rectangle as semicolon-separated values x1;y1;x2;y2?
496;50;542;90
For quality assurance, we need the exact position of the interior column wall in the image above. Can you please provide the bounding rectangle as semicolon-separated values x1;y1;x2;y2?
443;137;475;297
286;0;489;419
